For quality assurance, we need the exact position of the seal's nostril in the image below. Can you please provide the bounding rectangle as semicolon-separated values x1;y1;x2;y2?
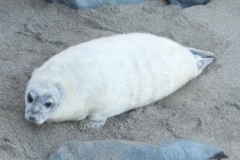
29;116;35;122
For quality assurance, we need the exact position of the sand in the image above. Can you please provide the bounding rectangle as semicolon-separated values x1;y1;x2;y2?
0;0;239;159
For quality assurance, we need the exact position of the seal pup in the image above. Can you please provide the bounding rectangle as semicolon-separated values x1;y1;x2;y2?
48;139;228;160
25;33;214;130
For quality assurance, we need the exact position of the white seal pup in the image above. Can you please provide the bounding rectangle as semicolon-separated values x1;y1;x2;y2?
25;33;214;130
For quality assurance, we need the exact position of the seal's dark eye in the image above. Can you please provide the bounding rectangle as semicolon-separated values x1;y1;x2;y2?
27;93;33;103
44;102;52;108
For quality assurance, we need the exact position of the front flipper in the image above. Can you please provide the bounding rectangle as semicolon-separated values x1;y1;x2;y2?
79;113;107;131
188;47;215;74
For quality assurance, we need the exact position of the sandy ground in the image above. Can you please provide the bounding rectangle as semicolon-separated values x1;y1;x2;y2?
0;0;239;159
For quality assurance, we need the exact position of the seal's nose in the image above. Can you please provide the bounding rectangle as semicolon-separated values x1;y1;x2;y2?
32;107;40;114
29;116;36;122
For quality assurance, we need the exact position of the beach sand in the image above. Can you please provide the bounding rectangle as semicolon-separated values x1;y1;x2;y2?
0;0;239;159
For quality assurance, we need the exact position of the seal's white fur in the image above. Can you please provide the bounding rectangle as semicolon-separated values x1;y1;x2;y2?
25;33;212;128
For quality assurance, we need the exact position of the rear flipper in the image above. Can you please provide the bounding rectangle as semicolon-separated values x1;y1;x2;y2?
188;47;215;75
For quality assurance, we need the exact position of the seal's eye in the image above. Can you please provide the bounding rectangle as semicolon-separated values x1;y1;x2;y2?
27;93;33;103
44;102;52;108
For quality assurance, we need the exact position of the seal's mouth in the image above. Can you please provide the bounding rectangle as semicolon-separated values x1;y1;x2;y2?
35;120;45;125
25;113;46;125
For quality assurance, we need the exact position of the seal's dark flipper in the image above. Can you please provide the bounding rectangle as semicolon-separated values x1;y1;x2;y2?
210;151;228;160
188;48;215;74
166;0;211;9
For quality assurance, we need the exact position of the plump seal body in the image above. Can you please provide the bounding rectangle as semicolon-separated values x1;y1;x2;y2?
25;33;214;129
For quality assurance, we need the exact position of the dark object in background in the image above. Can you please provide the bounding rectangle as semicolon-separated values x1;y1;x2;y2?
44;0;146;9
48;139;228;160
166;0;211;9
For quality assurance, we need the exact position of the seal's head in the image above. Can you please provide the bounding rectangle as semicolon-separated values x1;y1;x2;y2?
25;78;62;125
